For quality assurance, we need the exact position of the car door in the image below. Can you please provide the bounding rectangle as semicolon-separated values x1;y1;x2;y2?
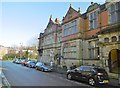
73;67;83;80
81;66;91;82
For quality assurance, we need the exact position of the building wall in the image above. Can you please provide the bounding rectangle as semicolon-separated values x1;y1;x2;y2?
61;39;81;68
38;1;120;77
60;6;82;67
39;18;62;64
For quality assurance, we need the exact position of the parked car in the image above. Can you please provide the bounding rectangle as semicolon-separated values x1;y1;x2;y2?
21;59;30;66
13;59;21;64
13;59;16;63
67;65;109;86
35;62;53;72
26;61;36;68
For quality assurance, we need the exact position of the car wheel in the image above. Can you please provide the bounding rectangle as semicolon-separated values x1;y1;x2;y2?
36;67;38;70
67;74;72;80
41;68;44;72
88;78;96;86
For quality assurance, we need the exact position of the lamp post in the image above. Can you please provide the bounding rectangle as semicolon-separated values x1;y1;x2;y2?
19;43;23;58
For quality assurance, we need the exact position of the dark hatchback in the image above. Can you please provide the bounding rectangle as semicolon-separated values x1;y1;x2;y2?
67;65;109;86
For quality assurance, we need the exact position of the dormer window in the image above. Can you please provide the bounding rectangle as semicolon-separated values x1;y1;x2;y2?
89;11;98;30
108;2;120;24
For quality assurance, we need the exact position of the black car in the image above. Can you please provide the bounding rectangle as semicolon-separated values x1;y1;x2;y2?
35;62;53;72
67;65;109;86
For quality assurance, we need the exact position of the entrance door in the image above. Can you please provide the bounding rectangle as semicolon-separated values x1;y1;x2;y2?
108;49;120;73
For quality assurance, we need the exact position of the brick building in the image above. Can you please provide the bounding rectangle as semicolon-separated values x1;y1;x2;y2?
38;0;120;77
61;5;81;67
38;16;62;64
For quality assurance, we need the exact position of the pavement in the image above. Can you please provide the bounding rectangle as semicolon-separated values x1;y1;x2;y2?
109;78;120;87
0;61;10;88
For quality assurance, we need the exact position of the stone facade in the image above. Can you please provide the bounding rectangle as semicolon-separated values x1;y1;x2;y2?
38;1;120;76
38;17;62;64
61;5;82;68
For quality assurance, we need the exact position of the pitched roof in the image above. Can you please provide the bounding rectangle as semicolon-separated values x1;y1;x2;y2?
46;17;54;29
62;5;80;24
87;3;100;13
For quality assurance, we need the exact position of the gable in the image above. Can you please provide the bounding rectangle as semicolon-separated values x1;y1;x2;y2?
46;19;54;29
44;18;55;34
62;6;79;24
87;3;100;13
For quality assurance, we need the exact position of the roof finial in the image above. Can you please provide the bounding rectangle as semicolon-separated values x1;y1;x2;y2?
78;7;80;13
50;15;52;19
70;3;72;7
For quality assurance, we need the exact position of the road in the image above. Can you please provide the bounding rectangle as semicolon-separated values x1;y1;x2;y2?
1;61;91;87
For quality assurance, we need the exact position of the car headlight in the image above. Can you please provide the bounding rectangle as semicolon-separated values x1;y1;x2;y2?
97;73;103;75
67;70;70;72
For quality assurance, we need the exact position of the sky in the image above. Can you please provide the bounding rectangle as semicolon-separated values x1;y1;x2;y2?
0;0;106;47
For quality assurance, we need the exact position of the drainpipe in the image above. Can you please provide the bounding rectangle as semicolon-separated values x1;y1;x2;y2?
99;10;104;67
81;17;84;65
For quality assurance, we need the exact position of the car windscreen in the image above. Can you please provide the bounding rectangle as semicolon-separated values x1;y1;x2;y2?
93;68;106;73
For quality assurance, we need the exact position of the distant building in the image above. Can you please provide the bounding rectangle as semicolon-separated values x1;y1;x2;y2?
0;45;8;59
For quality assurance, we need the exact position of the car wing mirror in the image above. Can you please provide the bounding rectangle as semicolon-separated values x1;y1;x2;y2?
74;69;78;72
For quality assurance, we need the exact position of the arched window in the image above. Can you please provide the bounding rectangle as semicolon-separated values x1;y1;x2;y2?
111;36;117;42
104;37;109;43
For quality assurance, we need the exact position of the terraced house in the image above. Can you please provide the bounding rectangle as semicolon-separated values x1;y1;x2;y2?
80;2;106;67
38;0;120;77
38;16;62;64
61;5;82;67
80;0;120;76
97;0;120;75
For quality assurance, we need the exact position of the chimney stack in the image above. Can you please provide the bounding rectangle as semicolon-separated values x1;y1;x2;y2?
55;18;60;24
